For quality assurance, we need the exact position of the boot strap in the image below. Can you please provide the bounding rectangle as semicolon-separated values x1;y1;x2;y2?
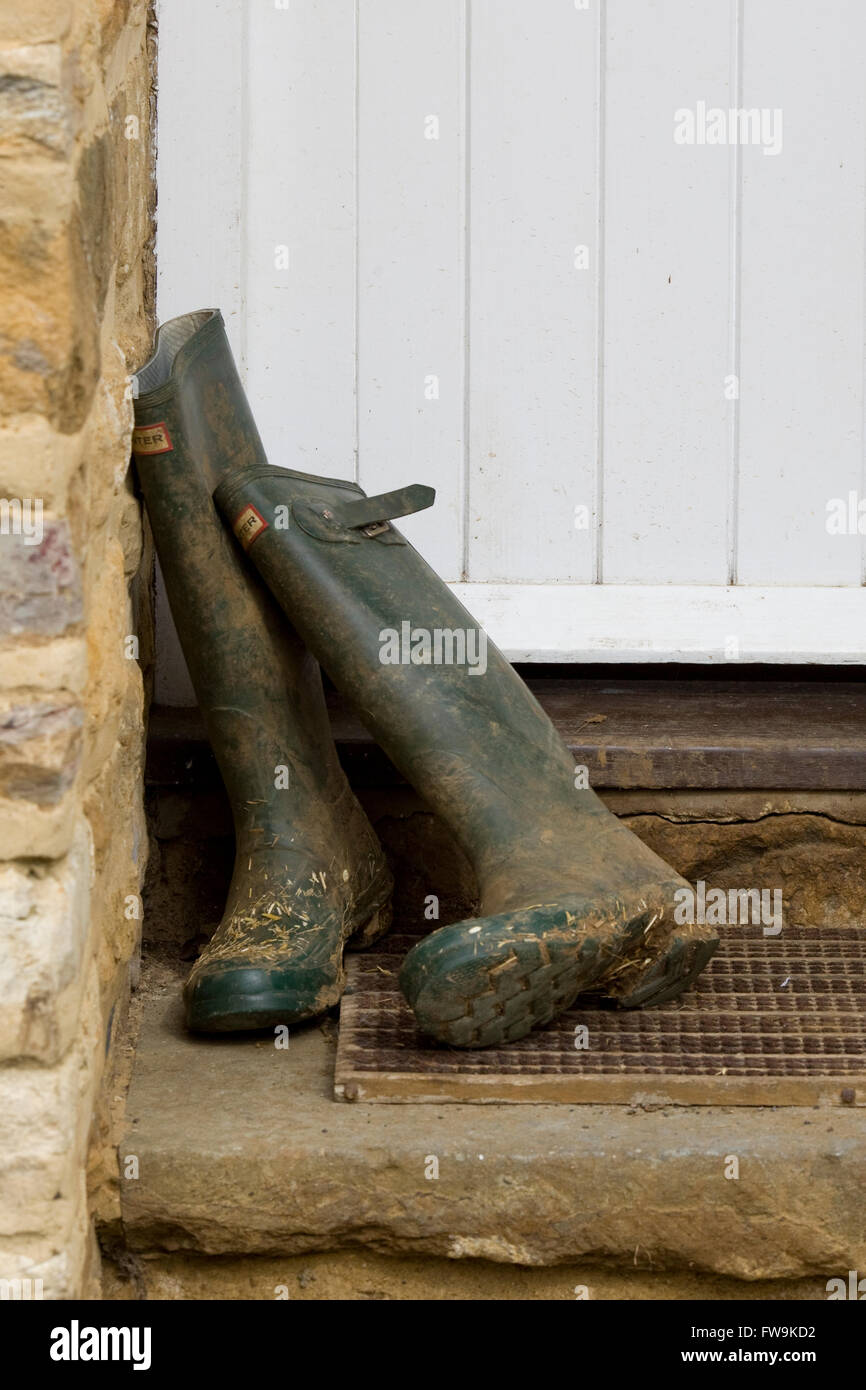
216;466;435;545
295;485;435;544
332;485;435;532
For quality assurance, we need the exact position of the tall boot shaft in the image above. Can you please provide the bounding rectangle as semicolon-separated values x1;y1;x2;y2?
213;464;671;906
133;312;349;834
131;314;392;1031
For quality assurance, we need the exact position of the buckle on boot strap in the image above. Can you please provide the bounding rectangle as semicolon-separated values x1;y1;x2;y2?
294;484;435;544
337;484;435;531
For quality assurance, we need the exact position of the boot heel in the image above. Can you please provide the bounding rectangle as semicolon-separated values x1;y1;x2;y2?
348;901;394;950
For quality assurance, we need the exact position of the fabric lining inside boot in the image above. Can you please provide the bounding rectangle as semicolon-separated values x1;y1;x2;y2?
134;309;216;393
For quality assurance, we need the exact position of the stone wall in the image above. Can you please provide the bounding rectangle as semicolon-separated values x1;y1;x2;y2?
0;0;153;1299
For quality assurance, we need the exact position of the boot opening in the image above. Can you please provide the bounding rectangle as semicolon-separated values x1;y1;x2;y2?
134;309;217;393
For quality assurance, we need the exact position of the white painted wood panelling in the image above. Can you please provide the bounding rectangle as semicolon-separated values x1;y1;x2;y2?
153;0;866;699
467;0;600;583
154;0;245;338
602;0;733;584
736;0;866;585
356;0;466;577
244;0;357;476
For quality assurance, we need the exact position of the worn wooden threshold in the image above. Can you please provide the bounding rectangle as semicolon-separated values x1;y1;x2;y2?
148;678;866;791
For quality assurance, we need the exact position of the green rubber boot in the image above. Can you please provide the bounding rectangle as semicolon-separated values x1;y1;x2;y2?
213;464;719;1048
132;311;392;1032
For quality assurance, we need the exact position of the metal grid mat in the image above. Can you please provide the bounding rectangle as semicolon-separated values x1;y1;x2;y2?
335;925;866;1105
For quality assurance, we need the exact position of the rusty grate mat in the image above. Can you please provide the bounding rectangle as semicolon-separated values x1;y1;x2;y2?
335;926;866;1105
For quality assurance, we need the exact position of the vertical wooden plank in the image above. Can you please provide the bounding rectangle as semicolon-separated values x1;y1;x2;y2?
602;0;733;585
244;0;357;476
154;0;245;340
737;0;866;585
356;0;466;579
467;0;600;583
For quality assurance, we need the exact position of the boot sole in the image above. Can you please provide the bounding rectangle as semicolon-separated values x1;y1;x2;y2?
399;901;656;1048
614;932;720;1008
186;905;390;1032
187;988;341;1033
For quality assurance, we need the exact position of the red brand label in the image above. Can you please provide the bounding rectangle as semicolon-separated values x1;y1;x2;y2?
232;504;268;551
132;422;173;456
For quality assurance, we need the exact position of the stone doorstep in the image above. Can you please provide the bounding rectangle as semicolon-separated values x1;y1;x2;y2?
103;1250;830;1302
119;966;866;1282
128;681;866;1283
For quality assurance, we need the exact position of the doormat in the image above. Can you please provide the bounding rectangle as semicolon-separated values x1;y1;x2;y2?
335;925;866;1105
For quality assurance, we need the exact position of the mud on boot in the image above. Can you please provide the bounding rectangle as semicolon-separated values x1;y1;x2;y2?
212;463;718;1046
133;312;392;1032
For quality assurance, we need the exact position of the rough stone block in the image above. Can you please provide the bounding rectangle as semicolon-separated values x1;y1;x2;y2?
83;539;139;782
0;521;82;638
120;976;866;1281
76;356;136;542
0;818;91;1062
0;695;82;803
0;208;102;430
0;416;83;508
0;991;99;1247
0;0;152;1303
0;4;73;47
605;791;866;931
83;721;146;1025
0;792;77;860
0;1245;78;1302
102;1248;830;1303
0;635;87;694
0;43;71;157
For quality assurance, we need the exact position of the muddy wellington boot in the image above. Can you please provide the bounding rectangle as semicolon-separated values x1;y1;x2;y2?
212;464;719;1048
132;311;392;1031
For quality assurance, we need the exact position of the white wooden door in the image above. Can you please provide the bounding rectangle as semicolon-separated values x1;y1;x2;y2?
153;0;866;701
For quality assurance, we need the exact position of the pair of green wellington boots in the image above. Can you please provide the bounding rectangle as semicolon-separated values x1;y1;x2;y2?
133;310;718;1048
